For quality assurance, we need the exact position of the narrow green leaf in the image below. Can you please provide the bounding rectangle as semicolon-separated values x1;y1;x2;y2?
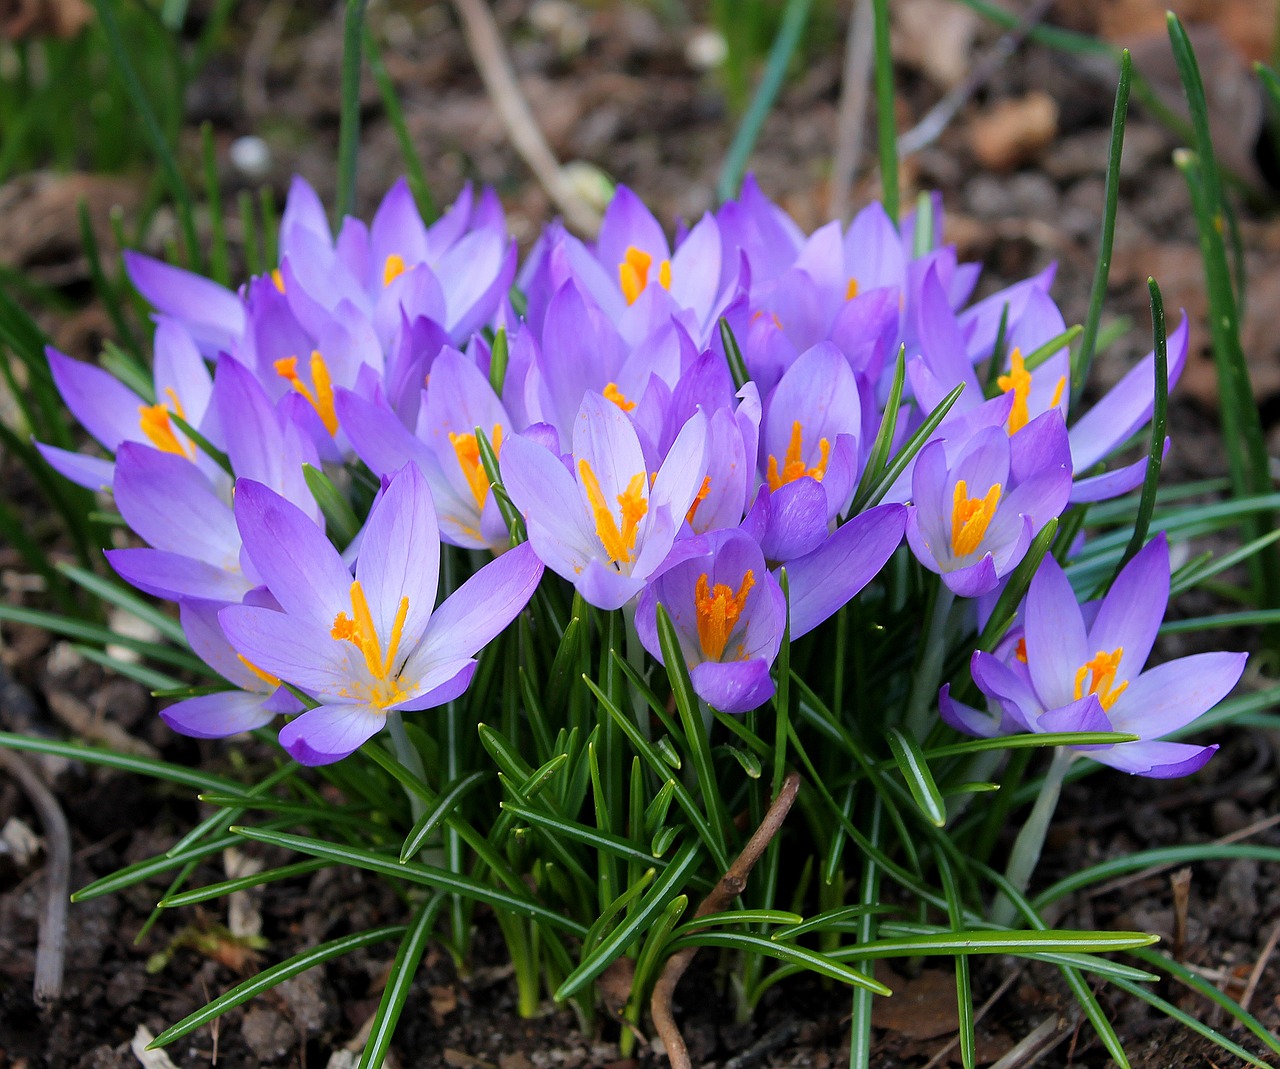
303;463;361;548
852;345;905;512
200;122;231;287
399;772;489;863
363;27;436;223
885;728;945;827
668;931;893;992
488;326;509;396
1071;49;1130;404
673;909;802;936
56;561;189;646
335;0;367;222
554;839;701;1001
870;0;898;221
149;926;404;1048
860;382;965;509
159;859;328;908
357;897;444;1069
74;831;246;902
1021;324;1081;374
231;825;588;936
718;317;750;391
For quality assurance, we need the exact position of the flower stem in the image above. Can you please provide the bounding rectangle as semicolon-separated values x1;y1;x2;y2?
386;710;427;823
904;582;955;740
991;747;1072;927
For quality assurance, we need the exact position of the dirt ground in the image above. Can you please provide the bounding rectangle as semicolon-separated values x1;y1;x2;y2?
3;1;1280;1066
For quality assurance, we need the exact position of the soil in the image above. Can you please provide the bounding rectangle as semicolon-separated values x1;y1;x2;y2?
3;1;1280;1066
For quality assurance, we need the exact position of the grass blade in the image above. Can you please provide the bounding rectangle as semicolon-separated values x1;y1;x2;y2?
885;728;945;827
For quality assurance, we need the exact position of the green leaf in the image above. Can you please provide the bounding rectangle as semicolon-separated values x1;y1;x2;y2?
672;909;802;936
885;728;945;827
303;464;361;548
859;382;965;510
666;931;893;993
73;831;248;902
500;802;661;870
149;926;404;1048
363;27;436;223
851;346;906;512
357;896;445;1069
1071;48;1130;403
231;825;588;936
159;859;328;908
870;0;898;221
718;317;750;391
56;562;189;647
335;0;367;221
554;839;701;1000
399;772;489;863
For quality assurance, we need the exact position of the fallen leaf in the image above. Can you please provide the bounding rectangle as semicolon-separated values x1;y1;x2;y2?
0;0;91;39
871;968;960;1040
969;92;1060;172
892;0;981;89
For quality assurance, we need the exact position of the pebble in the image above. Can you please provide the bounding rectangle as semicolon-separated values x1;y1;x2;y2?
241;1005;298;1062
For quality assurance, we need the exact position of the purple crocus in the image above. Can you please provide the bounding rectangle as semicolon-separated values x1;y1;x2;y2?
219;465;543;765
500;391;707;610
940;534;1245;777
905;413;1071;597
635;529;786;714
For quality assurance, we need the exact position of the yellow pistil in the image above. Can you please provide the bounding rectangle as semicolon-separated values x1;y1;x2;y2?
619;246;653;305
1049;374;1067;410
274;351;339;436
766;421;830;491
449;424;503;511
578;458;648;565
685;475;712;526
996;348;1033;434
331;580;411;709
602;381;637;412
949;479;1002;557
237;653;282;689
1073;648;1128;711
694;570;755;661
657;259;672;291
845;277;859;300
138;387;194;458
271;269;286;293
383;253;406;287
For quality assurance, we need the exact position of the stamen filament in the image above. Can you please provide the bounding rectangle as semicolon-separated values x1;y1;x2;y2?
1073;648;1128;711
274;351;340;436
695;570;755;661
950;479;1002;557
766;421;831;491
578;458;648;565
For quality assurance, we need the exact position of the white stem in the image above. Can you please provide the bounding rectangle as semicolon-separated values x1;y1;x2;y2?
904;585;956;740
387;710;427;822
991;747;1072;928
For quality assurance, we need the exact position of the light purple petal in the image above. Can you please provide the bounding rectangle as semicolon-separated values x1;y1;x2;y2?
1109;652;1246;737
786;504;905;639
47;347;144;451
161;690;277;739
234;479;351;630
394;659;479;711
278;703;387;765
1088;533;1169;683
938;684;1002;738
123;251;245;356
1087;740;1217;778
218;604;351;697
1024;555;1087;710
35;443;115;491
107;548;249;602
691;659;775;714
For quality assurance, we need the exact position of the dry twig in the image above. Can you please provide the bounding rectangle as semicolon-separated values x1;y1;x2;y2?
450;0;601;236
0;749;70;1003
650;772;802;1069
1239;917;1280;1014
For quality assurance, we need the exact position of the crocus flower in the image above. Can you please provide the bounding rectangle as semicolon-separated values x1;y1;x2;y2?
635;529;786;714
219;465;544;764
37;320;217;491
905;413;1071;597
940;534;1245;777
500;391;707;610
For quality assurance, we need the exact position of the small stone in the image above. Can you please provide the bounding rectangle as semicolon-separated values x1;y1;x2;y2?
241;1005;298;1062
969;91;1059;172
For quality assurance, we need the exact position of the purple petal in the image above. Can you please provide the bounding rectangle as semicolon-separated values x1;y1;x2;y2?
1087;740;1217;778
394;659;479;711
691;659;775;714
1088;533;1169;683
123;251;245;356
786;503;905;639
219;604;352;697
107;548;249;602
1024;555;1087;710
35;443;115;491
1036;695;1111;740
414;541;543;665
161;690;277;739
278;703;387;765
113;442;239;561
1109;652;1246;737
938;684;1002;738
501;431;599;574
47;347;144;451
234;479;351;630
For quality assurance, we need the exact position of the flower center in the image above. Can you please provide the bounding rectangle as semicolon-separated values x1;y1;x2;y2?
766;421;830;492
578;458;648;566
695;570;755;661
618;245;671;305
602;382;636;412
449;424;504;511
274;351;339;436
997;348;1066;435
383;253;406;287
949;479;1002;557
331;579;411;709
1073;648;1128;711
137;387;194;458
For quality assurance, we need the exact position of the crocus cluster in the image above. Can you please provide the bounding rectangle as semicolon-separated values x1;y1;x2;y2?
39;176;1241;773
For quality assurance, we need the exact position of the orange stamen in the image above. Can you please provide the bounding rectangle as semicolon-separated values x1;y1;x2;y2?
331;580;411;708
1073;648;1128;711
237;653;282;689
578;458;648;565
694;570;755;661
619;246;653;305
686;475;713;526
602;382;636;412
997;348;1033;435
383;253;406;287
1049;374;1067;410
950;479;1002;557
271;269;286;293
657;259;672;291
274;351;339;436
138;387;193;457
766;421;830;491
845;277;859;300
449;424;503;511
